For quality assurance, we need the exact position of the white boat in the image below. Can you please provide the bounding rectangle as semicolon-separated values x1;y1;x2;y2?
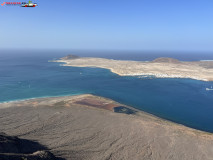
206;86;213;91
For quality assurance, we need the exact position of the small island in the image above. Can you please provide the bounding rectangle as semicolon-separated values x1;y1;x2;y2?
54;54;213;81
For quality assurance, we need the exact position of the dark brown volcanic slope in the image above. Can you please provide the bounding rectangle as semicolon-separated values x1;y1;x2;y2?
152;57;181;63
0;95;213;160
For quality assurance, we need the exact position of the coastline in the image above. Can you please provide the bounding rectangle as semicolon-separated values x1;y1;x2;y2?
53;56;213;81
0;94;212;135
0;93;83;105
0;94;213;160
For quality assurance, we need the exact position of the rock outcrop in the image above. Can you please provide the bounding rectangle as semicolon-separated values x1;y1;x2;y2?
60;54;80;60
0;133;60;160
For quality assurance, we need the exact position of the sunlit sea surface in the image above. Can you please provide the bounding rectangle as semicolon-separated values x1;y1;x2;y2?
0;50;213;132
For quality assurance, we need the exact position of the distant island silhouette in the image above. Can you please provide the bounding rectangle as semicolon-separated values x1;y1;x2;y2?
54;55;213;81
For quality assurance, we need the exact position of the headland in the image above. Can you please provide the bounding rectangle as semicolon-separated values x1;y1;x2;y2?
0;94;213;160
54;55;213;81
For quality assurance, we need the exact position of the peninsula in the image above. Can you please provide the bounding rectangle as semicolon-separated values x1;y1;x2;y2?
54;55;213;81
0;94;212;160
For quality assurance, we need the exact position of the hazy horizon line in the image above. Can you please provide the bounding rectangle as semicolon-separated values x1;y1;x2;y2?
0;48;213;54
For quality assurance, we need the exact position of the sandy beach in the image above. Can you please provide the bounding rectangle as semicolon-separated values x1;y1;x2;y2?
0;94;213;160
54;55;213;81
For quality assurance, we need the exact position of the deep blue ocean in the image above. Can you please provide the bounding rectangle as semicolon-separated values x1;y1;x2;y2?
1;50;213;133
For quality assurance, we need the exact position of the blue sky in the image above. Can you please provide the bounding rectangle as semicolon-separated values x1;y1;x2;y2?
0;0;213;52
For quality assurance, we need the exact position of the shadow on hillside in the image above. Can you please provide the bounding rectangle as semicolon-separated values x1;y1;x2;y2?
0;132;65;160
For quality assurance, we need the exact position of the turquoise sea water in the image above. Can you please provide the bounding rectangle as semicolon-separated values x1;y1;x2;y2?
0;51;213;133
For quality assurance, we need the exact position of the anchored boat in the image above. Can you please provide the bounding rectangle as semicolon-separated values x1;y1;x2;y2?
206;86;213;91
